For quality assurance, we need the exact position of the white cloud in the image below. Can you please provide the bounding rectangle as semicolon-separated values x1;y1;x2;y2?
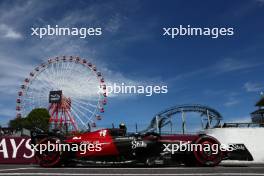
170;58;263;83
105;14;122;33
0;104;16;126
216;58;261;73
224;116;251;123
0;106;15;117
0;55;33;95
225;91;242;107
224;98;240;107
256;0;264;4
244;82;264;92
0;24;22;39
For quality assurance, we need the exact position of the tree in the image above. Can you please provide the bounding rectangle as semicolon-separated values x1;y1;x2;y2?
9;117;25;130
25;108;50;131
9;108;50;131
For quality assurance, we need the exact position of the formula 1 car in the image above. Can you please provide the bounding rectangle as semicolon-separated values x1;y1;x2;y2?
30;126;225;167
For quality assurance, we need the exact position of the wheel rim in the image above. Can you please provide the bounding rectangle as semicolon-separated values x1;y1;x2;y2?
193;136;222;166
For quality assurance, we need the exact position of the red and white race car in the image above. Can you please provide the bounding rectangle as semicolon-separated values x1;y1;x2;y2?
31;127;227;167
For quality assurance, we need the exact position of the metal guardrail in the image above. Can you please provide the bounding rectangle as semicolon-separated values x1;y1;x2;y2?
221;123;264;128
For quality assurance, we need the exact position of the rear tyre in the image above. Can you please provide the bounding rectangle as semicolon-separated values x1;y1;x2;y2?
35;137;62;167
193;135;222;167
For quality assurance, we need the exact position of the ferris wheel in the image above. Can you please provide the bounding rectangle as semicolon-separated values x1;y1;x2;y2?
16;56;107;131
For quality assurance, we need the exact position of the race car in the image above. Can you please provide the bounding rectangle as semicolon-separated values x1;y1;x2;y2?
30;126;225;167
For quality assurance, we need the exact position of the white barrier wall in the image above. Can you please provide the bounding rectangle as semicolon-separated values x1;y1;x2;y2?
205;128;264;163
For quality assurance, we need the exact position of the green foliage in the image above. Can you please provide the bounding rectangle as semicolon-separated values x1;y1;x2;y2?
9;108;50;131
26;108;50;131
9;118;25;130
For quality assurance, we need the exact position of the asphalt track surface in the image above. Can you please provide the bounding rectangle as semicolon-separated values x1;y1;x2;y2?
0;164;264;176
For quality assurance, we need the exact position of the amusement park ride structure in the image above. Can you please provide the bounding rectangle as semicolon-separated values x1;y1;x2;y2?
48;90;78;132
16;56;107;132
145;104;223;134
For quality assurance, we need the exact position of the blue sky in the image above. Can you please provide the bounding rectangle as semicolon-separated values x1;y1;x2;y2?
0;0;263;131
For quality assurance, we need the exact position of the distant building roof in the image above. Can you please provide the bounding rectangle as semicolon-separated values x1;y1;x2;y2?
256;96;264;107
